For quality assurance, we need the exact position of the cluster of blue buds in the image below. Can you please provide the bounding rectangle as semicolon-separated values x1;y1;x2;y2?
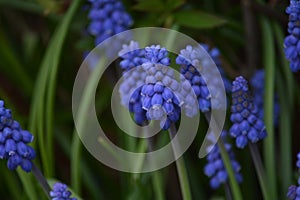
284;0;300;72
50;182;77;200
204;131;243;189
87;0;133;45
229;76;267;148
250;69;280;125
119;42;186;129
0;100;35;172
287;152;300;200
176;45;212;112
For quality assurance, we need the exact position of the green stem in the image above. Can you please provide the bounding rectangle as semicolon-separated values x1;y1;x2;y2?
260;16;277;200
217;139;243;200
249;144;272;200
71;58;107;194
32;163;51;199
17;170;39;200
168;124;192;200
273;23;293;197
152;171;165;200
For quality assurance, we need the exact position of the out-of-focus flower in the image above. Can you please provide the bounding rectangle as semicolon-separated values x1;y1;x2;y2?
50;182;77;200
284;0;300;72
204;131;243;189
250;69;280;125
87;0;133;45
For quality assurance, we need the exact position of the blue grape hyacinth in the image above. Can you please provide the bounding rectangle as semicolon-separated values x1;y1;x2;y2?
118;42;186;129
250;69;280;125
87;0;133;45
0;100;36;172
176;44;229;112
284;0;300;72
287;152;300;200
50;182;77;200
204;131;243;189
229;76;267;148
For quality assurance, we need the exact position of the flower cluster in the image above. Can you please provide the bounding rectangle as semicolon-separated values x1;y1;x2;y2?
250;69;280;125
229;76;267;148
119;43;183;129
287;152;300;200
0;100;35;172
176;45;212;112
87;0;133;45
204;132;243;189
284;0;300;72
176;44;228;112
50;182;77;200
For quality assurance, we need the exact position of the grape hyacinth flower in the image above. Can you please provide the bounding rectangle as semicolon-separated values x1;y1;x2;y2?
250;69;279;125
50;182;77;200
229;76;267;148
176;44;227;112
87;0;133;45
140;45;183;129
284;0;300;72
287;152;300;200
0;100;36;172
204;131;243;189
118;42;187;129
118;41;148;125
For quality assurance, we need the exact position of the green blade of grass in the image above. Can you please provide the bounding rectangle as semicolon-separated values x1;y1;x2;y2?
260;16;277;200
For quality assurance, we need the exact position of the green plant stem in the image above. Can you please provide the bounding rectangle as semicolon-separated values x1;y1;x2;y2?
203;113;243;200
260;16;277;200
249;143;271;200
168;124;192;200
272;22;293;197
32;163;51;199
71;57;107;194
152;171;165;200
17;170;39;200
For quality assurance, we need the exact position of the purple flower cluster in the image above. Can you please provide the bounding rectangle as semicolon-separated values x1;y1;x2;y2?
118;43;183;129
87;0;133;45
0;100;35;172
176;45;212;112
50;182;77;200
287;152;300;200
204;132;243;189
250;69;280;125
284;0;300;72
229;76;267;148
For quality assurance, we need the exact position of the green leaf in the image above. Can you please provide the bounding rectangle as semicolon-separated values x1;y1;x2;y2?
133;0;165;12
173;10;227;29
166;0;185;11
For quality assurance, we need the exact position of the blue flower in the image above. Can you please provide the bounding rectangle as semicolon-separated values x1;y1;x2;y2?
118;41;147;71
87;0;133;46
287;152;300;200
204;131;243;189
250;69;280;125
118;42;184;129
176;45;212;112
0;100;35;172
229;76;267;148
177;44;229;113
297;153;300;169
50;182;77;200
284;0;300;72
